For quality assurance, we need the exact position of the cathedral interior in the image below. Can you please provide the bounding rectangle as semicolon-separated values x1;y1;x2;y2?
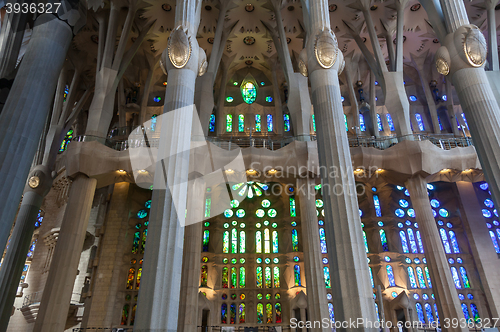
0;0;500;332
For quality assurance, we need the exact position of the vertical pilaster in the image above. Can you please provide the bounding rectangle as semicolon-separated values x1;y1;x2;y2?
296;178;330;331
405;176;467;332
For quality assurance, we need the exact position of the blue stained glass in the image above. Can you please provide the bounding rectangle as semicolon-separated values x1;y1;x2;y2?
416;303;425;323
284;114;291;132
312;114;316;132
386;113;395;131
345;114;348;131
369;267;375;288
415;113;425;131
489;231;500;253
482;209;492;218
440;228;452;254
480;182;489;190
255;114;262;132
397;185;404;190
319;228;327;254
359;114;366;132
459;294;465;300
484;199;494;208
425;267;432;288
328;303;335;322
379;229;389;251
434;304;440;324
387;265;396;287
267;114;273;132
425;303;434;323
324;267;331;288
433;210;437;217
400;231;409;253
414;294;420;300
416;267;426;288
439;208;449;217
398;222;404;228
461;113;469;130
359;209;363;217
242;82;257;104
449;231;460;253
373;195;382;217
238;114;245;132
430;199;440;208
209;114;216;132
407;209;415;218
363;231;369;253
407;267;418;288
407;229;418;254
405;189;410;196
451;267;462;288
461;303;470;320
416;231;424;253
427;184;435;190
460;267;470;288
377;114;383;131
395;209;405;218
399;199;409;208
470;303;480;322
375;302;379;321
423;294;428;300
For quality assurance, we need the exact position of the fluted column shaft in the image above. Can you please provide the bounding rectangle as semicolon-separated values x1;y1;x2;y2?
33;174;97;332
0;14;72;259
297;178;330;331
405;176;467;332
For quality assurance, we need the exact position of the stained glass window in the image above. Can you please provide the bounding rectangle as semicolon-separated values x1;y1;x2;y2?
209;114;215;132
416;303;425;323
239;231;246;253
387;265;396;287
201;265;208;287
424;267;432;288
470;303;480;322
440;228;452;254
344;114;348;131
416;231;424;253
449;231;460;253
230;303;236;324
226;114;232;132
266;303;272;323
312;114;316;132
257;303;264;323
202;230;209;252
276;303;282;323
289;196;297;217
59;129;74;152
425;303;434;323
132;232;141;254
407;229;418;254
272;231;278;253
254;114;262;133
222;267;228;288
265;266;272;288
324;267;331;288
363;231;369;253
328;303;335;322
407;267;418;288
273;266;280;288
416;267;426;288
369;267;375;288
359;114;366;131
240;267;246;288
238;114;245;132
256;231;262;253
141;229;148;254
130;304;137;325
461;303;470;320
386;114;395;131
231;267;237;289
242;82;257;104
223;231;229;253
400;231;409;253
379;229;389;251
377;114;383;131
204;196;211;218
459;267;470;288
489;231;500;253
292;229;299;252
415;113;425;131
294;265;301;286
319;228;328;254
121;304;130;325
461;113;469;130
126;268;135;289
256;266;263;288
284;114;291;132
451;267;461;288
373;195;382;217
264;229;270;253
267;114;273;132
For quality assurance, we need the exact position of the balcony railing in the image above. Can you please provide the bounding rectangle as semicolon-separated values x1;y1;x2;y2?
22;291;42;308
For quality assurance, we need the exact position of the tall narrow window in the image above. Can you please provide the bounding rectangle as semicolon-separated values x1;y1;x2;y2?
275;303;282;323
416;303;425;323
470;303;480;322
240;267;246;288
121;304;130;325
312;114;316;132
140;229;147;254
242;82;257;104
273;266;280;287
416;267;426;288
256;231;262;253
373;195;382;217
265;266;272;288
222;266;228;288
267;114;273;132
255;114;262;132
230;303;236;324
440;228;452;253
294;265;301;286
231;267;237;288
264;229;270;254
434;303;440;324
400;231;409;253
359;114;366;131
344;114;349;131
266;303;272;323
238;114;245;132
425;303;434;323
415;113;425;131
284;114;291;132
201;265;208;287
319;228;328;254
223;231;229;253
416;230;424;253
226;114;232;132
386;113;395;131
369;267;375;288
451;267;462;288
272;231;278;253
461;303;470;320
209;114;215;132
489;230;500;253
291;229;299;251
407;229;418;254
324;267;331;288
256;267;263;288
132;231;140;254
387;265;396;286
221;303;228;323
363;231;369;253
328;303;335;322
407;267;418;288
377;114;383;131
239;231;246;253
202;230;209;252
459;267;470;288
204;196;211;218
461;113;469;130
257;303;264;323
290;196;296;217
449;231;460;253
59;129;74;152
379;229;389;251
126;268;135;289
239;303;246;323
231;229;237;254
425;267;432;288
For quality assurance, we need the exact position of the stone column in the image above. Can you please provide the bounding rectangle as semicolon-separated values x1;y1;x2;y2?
405;175;467;332
134;1;202;331
178;178;205;332
33;174;97;332
269;59;284;137
444;79;460;136
0;13;74;258
456;181;500;318
344;56;361;135
296;178;330;331
303;1;378;330
369;71;380;138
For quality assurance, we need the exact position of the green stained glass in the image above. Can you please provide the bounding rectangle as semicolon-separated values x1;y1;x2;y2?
224;223;229;229
240;258;245;264
363;231;369;253
345;113;349;131
201;265;208;287
145;200;151;208
292;229;299;251
264;220;269;226
272;231;279;253
291;221;297;227
294;265;301;286
425;267;432;288
232;182;244;190
230;200;240;208
223;231;229;253
264;229;270;253
273;266;280;287
224;209;233;218
262;199;271;208
324;267;331;288
290;196;296;217
121;304;130;325
231;229;237;254
241;82;257;104
256;209;265;218
59;129;73;152
223;258;229;264
315;184;322;190
257;303;264;323
202;230;209;252
231;258;237;264
231;267;237;288
232;220;237;226
137;209;148;218
267;209;277;218
265;258;271;264
256;258;262;263
265;266;272;288
238;185;247;197
257;293;263;300
254;186;263;196
266;294;271;300
140;229;148;254
204;222;210;227
135;223;142;230
316;199;324;208
276;303;282;323
256;231;262;253
239;267;246;288
256;267;263;288
222;266;228;288
238;114;245;132
236;209;245;218
240;223;245;228
239;231;246;253
272;222;277;228
275;293;281;299
284;114;290;132
255;114;262;132
312;114;316;132
416;267;426;288
266;303;272;323
239;303;246;323
273;257;279;263
226;114;232;132
256;223;261;228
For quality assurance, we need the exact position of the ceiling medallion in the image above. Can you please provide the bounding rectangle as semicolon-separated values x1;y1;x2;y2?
329;4;337;12
243;36;256;45
433;38;440;44
207;37;214;44
245;4;254;12
162;3;172;11
28;176;40;189
314;29;338;69
245;60;254;65
168;26;192;69
410;4;421;11
91;35;99;44
286;37;291;44
393;36;407;44
205;5;212;10
463;26;487;67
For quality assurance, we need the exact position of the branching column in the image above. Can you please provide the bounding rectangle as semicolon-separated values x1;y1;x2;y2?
405;176;467;332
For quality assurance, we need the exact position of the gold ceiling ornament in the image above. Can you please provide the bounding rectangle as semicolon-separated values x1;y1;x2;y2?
435;46;451;76
463;26;487;68
167;26;192;69
28;175;40;189
314;28;338;69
